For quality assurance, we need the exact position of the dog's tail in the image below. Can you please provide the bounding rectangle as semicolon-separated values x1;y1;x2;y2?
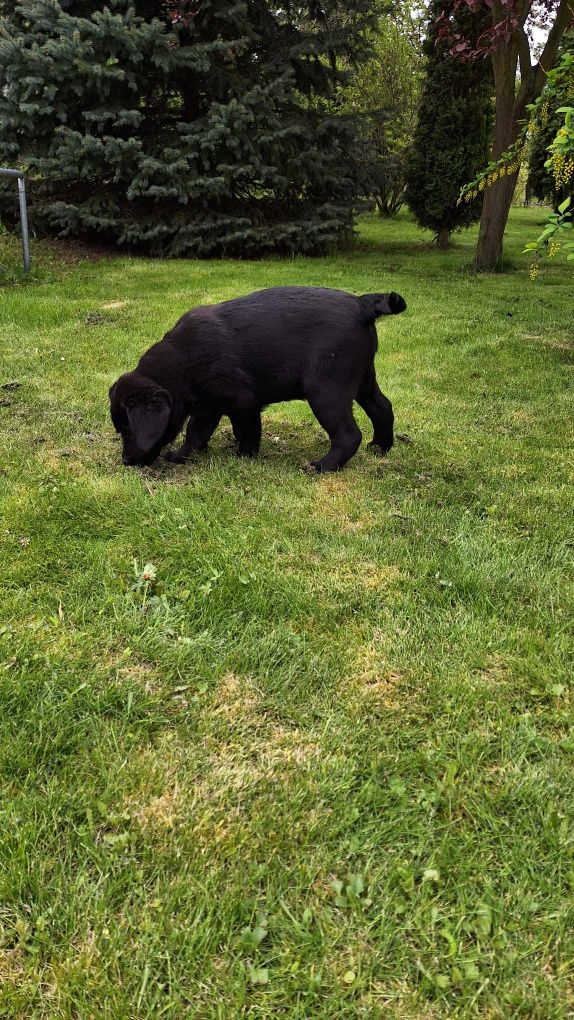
359;292;407;323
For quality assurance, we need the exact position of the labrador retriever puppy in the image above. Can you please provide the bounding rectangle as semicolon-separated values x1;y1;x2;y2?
109;285;406;473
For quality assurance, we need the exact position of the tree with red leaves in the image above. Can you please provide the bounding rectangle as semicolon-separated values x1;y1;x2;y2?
438;0;574;271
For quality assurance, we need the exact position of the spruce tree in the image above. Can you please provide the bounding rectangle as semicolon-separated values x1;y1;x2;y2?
0;1;375;256
404;0;493;248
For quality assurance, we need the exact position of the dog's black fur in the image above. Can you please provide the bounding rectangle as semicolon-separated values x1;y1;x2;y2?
109;285;406;473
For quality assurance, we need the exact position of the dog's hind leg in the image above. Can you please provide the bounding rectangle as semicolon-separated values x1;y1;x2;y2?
306;388;362;473
164;413;221;462
356;368;394;456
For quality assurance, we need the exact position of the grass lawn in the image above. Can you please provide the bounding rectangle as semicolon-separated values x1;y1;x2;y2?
1;207;573;1018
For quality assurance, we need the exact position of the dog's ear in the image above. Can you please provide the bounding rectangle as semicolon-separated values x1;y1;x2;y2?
125;391;171;454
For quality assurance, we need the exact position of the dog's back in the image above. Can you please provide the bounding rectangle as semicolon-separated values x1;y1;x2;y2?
219;287;370;400
157;286;396;404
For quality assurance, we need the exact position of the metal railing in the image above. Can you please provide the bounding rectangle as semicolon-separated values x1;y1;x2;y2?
0;168;30;272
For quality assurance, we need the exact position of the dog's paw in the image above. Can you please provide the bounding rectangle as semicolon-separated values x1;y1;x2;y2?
305;459;336;475
367;440;392;457
163;449;188;464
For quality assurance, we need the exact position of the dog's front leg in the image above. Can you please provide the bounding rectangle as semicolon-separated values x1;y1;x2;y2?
230;410;262;458
164;413;222;463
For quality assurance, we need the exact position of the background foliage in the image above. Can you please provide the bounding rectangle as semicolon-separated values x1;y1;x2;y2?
336;9;422;219
0;0;377;256
528;33;574;211
404;0;493;245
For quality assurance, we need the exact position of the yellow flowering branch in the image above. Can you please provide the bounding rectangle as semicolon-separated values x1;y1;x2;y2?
458;50;574;205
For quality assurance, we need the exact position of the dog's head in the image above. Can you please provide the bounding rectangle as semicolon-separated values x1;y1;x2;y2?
109;371;172;466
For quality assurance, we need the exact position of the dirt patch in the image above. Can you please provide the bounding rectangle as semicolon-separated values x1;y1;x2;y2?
0;947;26;985
313;560;403;599
258;725;321;770
41;237;124;263
311;476;354;516
362;980;443;1018
476;655;509;687
522;334;573;355
117;661;161;695
353;669;403;708
209;672;263;724
347;631;404;708
132;787;181;831
311;474;378;532
86;310;115;325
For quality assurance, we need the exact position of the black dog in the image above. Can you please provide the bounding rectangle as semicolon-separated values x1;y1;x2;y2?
109;286;406;473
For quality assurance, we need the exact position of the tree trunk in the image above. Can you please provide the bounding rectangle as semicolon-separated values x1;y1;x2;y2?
474;169;519;270
473;40;521;272
472;0;571;272
436;226;451;248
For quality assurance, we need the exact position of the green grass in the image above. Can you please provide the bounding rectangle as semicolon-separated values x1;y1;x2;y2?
1;208;573;1018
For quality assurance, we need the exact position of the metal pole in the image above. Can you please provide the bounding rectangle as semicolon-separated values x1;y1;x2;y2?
17;176;30;272
0;168;31;272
